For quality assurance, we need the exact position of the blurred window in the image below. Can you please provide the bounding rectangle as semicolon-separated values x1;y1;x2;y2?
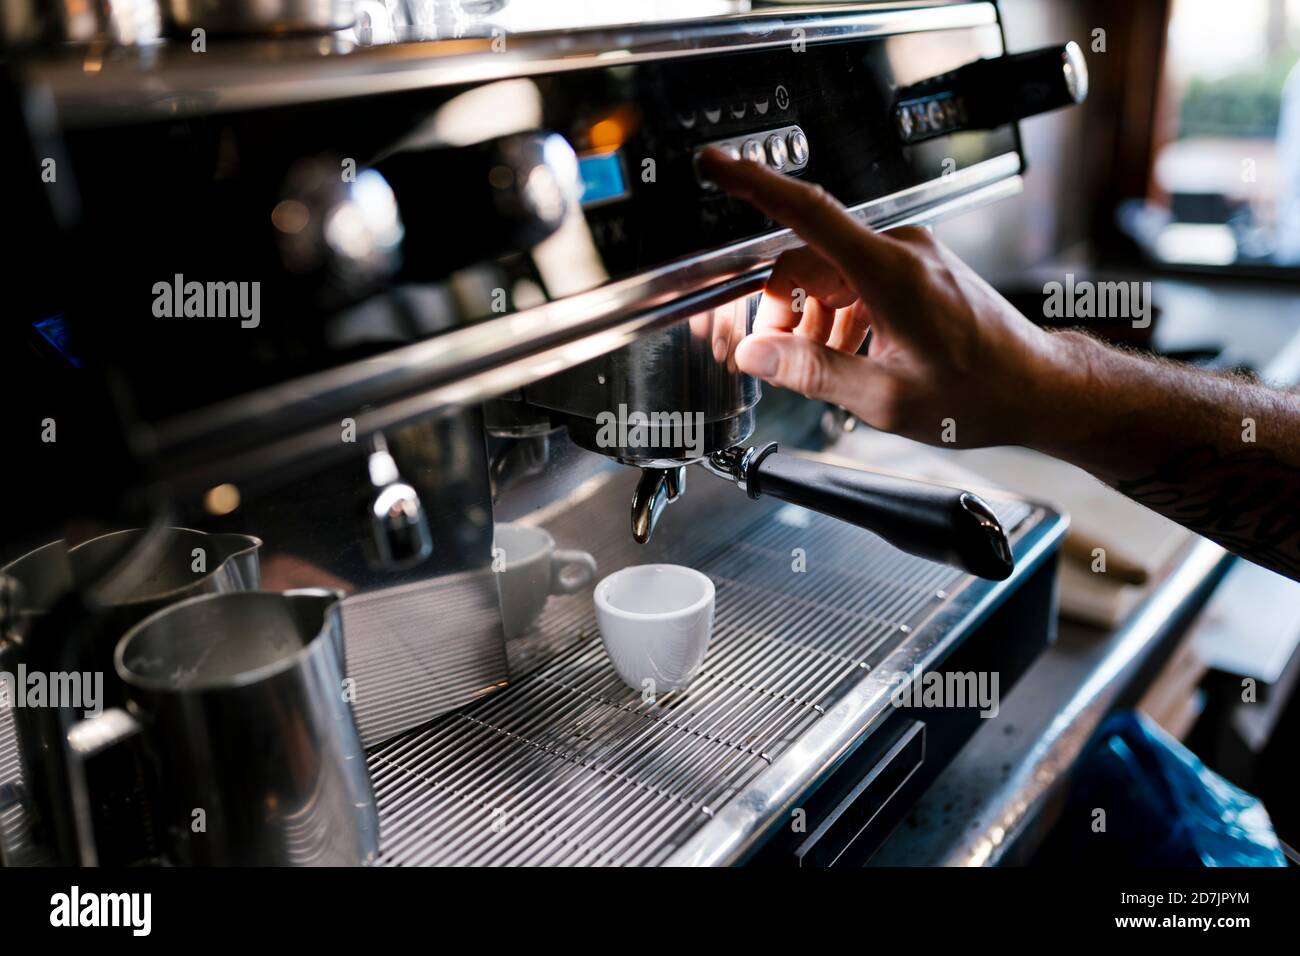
1144;0;1300;266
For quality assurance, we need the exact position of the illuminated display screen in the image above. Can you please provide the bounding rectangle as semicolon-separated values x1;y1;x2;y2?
577;151;628;206
33;315;82;368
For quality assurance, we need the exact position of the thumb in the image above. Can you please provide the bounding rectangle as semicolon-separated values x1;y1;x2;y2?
735;332;871;411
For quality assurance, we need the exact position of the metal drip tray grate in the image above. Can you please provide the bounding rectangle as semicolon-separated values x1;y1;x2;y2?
370;470;1033;866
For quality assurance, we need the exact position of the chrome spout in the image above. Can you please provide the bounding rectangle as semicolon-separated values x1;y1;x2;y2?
630;465;686;544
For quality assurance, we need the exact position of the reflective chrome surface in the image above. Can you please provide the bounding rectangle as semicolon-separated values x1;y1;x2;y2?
0;1;1053;870
1;527;261;620
524;295;760;463
26;3;1002;125
164;0;356;36
367;455;1059;865
148;156;1023;494
630;464;686;544
0;527;263;865
274;158;405;298
91;589;377;865
1061;39;1088;104
1;0;162;48
363;439;433;569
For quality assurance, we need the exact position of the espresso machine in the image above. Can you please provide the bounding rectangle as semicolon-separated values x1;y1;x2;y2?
1;1;1082;866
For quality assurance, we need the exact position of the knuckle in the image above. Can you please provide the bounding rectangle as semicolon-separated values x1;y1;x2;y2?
893;246;931;284
769;247;801;277
789;346;831;398
767;248;808;292
802;182;836;211
891;225;935;247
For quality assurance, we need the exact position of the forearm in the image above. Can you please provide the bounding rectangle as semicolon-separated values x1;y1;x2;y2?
693;150;1300;580
1026;330;1300;579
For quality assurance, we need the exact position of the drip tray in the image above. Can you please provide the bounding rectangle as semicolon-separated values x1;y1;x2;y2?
369;467;1034;866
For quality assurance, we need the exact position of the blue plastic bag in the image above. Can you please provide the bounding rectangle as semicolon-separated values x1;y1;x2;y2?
1047;711;1286;867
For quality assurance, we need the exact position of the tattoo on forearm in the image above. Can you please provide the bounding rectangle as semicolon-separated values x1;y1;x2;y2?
1114;445;1300;580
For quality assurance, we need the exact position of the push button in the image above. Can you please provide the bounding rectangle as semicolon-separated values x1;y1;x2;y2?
695;125;807;189
695;142;743;190
787;128;809;165
765;134;788;170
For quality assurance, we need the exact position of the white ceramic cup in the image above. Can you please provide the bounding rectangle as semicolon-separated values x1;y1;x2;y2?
594;564;716;693
494;524;598;639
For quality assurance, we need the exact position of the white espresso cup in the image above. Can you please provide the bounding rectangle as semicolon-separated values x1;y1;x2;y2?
594;564;716;693
494;524;598;639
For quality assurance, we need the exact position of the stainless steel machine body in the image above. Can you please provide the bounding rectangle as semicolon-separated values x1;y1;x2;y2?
372;463;1062;866
0;1;1083;865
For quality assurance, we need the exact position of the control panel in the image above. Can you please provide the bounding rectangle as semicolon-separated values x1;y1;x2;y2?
694;124;811;188
542;23;1020;281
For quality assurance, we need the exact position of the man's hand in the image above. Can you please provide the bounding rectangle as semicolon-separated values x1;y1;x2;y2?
697;147;1300;583
697;147;1069;449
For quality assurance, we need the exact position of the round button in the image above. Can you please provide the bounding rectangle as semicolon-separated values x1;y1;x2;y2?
765;134;789;170
896;108;914;140
910;103;929;134
1062;40;1089;104
787;128;809;166
742;139;765;165
724;144;742;161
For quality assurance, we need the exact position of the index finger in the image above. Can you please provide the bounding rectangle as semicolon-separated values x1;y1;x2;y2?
696;148;906;289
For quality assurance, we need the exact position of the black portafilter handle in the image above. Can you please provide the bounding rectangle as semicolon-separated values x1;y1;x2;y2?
711;444;1014;581
895;41;1088;144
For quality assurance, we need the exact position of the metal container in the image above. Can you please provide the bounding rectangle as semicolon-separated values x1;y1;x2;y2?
2;527;261;653
69;589;379;866
0;527;261;864
524;296;761;466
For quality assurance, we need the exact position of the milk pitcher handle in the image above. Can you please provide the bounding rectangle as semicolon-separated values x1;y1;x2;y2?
67;707;143;759
64;708;146;865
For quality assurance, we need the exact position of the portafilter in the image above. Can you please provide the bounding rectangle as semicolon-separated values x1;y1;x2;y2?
521;296;1014;581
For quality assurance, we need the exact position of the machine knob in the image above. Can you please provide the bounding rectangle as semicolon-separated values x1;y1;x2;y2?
741;139;765;165
273;158;405;298
787;128;809;166
969;41;1088;126
372;130;582;281
895;41;1088;144
765;134;789;171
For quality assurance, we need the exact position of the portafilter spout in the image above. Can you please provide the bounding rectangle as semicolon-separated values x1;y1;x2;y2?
630;465;687;544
